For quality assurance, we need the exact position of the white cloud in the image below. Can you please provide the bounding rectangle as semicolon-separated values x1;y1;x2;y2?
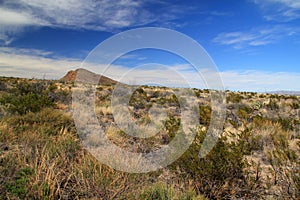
0;47;81;79
213;26;298;49
1;47;300;92
0;7;48;45
213;32;257;48
220;70;300;92
259;0;300;9
0;47;52;56
0;0;183;44
253;0;300;21
0;7;48;26
15;0;147;29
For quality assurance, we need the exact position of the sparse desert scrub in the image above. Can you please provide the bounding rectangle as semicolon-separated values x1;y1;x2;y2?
0;108;156;199
95;105;113;116
1;77;300;199
244;121;300;199
169;128;264;199
226;92;244;103
137;182;207;200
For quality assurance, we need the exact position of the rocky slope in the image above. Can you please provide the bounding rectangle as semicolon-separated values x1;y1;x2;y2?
60;68;117;85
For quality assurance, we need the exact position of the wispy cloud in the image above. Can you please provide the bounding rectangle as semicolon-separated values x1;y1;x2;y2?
0;0;187;45
0;6;48;45
213;26;298;49
114;67;300;92
0;47;81;79
1;47;300;92
0;7;46;26
253;0;300;21
254;0;300;9
2;0;148;29
0;47;53;57
220;70;300;91
209;11;232;17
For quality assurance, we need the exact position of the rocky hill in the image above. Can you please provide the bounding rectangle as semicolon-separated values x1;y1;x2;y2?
60;68;117;85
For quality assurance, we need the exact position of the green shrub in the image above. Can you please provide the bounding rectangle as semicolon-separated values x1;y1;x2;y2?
276;117;294;131
252;101;263;110
199;105;211;126
266;98;279;110
238;128;263;153
164;116;180;139
0;93;55;115
138;183;175;200
290;101;300;109
252;116;270;127
12;81;47;95
259;94;266;98
266;129;299;198
0;81;57;115
48;82;57;92
48;89;71;104
0;81;7;91
237;108;249;120
138;183;207;200
7;108;75;136
129;87;150;110
237;105;253;121
226;92;243;103
5;167;33;199
171;129;250;199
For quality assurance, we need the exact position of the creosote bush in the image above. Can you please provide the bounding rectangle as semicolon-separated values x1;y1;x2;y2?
170;128;260;199
266;98;279;110
5;167;34;199
5;108;75;136
0;93;55;115
198;105;211;126
226;92;243;103
0;81;55;115
138;183;207;200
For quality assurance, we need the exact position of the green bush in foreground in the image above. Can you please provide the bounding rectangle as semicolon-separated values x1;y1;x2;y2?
0;93;55;115
5;107;75;136
138;183;207;200
5;167;34;199
170;128;262;199
0;81;56;115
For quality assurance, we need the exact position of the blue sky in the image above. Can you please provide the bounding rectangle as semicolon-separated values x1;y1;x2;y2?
0;0;300;91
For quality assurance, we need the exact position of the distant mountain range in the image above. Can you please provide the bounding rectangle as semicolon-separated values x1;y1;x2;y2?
267;91;300;96
61;69;300;96
60;68;117;85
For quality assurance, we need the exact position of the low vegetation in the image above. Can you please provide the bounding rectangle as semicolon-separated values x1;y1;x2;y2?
0;77;299;199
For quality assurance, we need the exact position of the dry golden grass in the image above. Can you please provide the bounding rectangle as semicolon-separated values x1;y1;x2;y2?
0;78;299;199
